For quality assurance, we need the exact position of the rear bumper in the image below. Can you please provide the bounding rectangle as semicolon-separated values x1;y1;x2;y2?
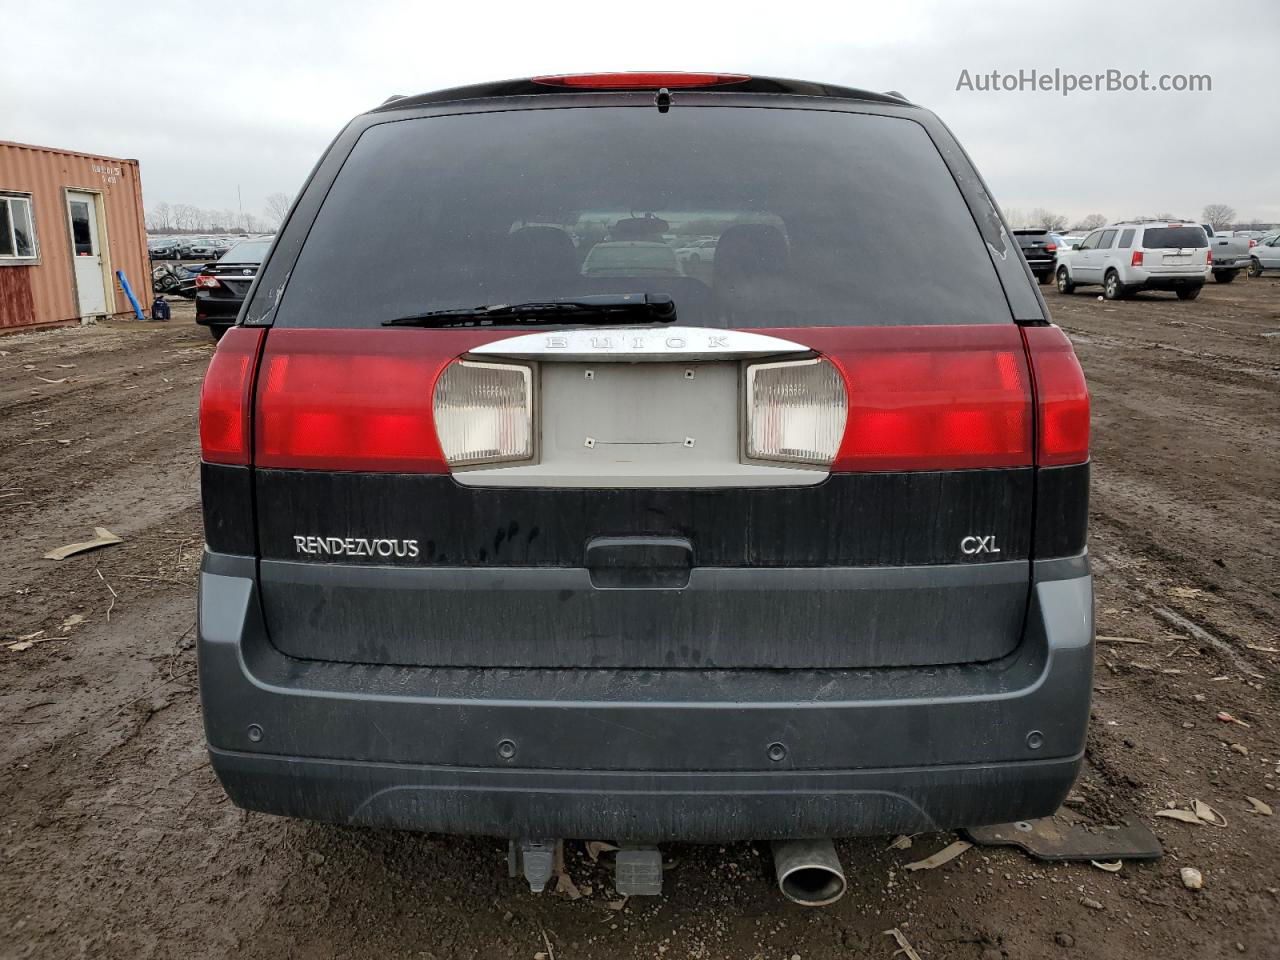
194;295;244;324
1129;271;1205;291
198;552;1093;841
210;747;1082;842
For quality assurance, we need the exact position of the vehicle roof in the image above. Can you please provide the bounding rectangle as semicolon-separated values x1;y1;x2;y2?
1106;219;1197;227
371;74;912;113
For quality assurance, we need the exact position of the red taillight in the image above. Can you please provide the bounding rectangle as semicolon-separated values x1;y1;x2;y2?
195;273;220;289
1249;238;1257;248
531;72;749;89
1131;250;1144;267
199;327;263;465
254;330;455;472
798;326;1034;472
1021;326;1089;466
1045;243;1057;253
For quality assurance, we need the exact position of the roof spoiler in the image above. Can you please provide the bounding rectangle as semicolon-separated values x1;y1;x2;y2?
372;76;915;113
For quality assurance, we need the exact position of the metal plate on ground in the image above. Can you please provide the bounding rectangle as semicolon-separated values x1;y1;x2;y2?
962;814;1163;862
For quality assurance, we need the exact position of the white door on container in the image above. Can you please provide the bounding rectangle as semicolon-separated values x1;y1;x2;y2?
67;191;108;316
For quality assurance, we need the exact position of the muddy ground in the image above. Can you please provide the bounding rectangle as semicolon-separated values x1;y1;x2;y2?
1;280;1277;960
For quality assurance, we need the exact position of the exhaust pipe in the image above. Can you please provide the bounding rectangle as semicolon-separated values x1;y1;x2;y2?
771;839;847;907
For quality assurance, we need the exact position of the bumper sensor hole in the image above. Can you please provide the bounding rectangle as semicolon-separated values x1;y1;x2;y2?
497;739;517;760
767;742;787;762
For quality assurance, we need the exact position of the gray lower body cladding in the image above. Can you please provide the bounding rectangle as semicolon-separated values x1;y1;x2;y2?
258;558;1030;668
198;552;1093;841
1134;276;1204;291
209;749;1080;842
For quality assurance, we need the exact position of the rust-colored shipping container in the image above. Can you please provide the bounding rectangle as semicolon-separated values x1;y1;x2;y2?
0;140;149;332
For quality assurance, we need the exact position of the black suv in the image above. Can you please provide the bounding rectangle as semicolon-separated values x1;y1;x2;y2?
198;73;1091;900
1013;229;1063;284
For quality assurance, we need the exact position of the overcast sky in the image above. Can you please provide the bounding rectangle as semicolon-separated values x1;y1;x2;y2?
7;0;1278;227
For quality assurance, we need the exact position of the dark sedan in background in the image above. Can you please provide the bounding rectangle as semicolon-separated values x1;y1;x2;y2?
195;238;271;339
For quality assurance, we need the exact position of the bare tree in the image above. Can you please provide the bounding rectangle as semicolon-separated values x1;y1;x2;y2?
1202;203;1236;231
155;201;286;235
1074;214;1107;231
1001;207;1028;229
264;192;293;226
146;201;173;232
1029;208;1068;232
171;203;197;232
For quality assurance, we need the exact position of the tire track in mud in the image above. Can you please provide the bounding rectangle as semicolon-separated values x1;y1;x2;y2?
1;321;209;604
1057;322;1280;385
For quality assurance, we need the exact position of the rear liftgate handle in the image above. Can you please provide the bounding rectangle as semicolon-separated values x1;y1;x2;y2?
585;537;693;590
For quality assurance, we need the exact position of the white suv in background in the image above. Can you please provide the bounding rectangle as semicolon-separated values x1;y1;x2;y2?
1056;220;1211;301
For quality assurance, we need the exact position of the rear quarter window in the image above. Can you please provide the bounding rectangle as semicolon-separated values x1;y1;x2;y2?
274;106;1013;329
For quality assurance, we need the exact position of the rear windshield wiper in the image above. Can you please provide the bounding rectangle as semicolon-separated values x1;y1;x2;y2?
382;293;676;328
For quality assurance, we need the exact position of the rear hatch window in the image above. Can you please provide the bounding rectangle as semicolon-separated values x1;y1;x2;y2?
219;239;271;264
1142;227;1208;249
274;106;1010;329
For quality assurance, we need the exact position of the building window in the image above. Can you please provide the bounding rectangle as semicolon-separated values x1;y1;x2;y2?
0;193;39;262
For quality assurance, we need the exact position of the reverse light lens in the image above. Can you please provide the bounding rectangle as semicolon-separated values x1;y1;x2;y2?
433;360;534;466
195;273;220;289
745;358;848;466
